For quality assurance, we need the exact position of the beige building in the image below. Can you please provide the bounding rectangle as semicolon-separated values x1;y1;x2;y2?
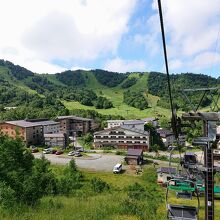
0;120;44;146
56;115;97;137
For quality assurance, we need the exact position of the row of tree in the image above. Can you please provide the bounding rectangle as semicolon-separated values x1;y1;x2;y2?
123;90;148;110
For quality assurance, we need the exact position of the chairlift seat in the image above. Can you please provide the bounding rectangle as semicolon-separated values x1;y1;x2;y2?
176;191;192;200
167;204;198;220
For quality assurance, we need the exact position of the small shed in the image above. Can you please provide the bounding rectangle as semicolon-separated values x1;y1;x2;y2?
125;149;143;165
157;167;177;185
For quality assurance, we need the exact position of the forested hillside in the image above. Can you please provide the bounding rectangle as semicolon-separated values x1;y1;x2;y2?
0;59;219;121
148;72;219;110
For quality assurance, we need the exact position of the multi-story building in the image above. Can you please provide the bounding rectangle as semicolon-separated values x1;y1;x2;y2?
156;129;175;147
94;125;150;151
25;119;60;134
44;133;67;148
0;120;44;146
107;120;145;130
56;115;95;137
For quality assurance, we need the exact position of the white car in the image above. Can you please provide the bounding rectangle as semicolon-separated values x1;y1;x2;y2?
113;163;122;174
68;151;75;156
43;148;52;154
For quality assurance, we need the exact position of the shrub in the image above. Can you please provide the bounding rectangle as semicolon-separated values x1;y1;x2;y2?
90;177;110;193
0;182;16;209
127;183;147;201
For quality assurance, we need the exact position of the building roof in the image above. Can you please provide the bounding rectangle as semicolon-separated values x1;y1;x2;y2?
5;120;59;128
123;120;145;125
127;148;143;156
33;120;60;126
157;167;177;174
44;133;65;138
121;125;148;135
5;120;41;128
57;115;92;121
157;129;174;138
142;117;158;122
94;125;149;136
107;119;145;125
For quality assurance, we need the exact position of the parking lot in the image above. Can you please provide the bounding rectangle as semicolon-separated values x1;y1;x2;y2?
34;153;125;172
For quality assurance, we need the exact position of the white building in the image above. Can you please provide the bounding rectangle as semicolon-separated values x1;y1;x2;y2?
25;119;60;134
94;125;150;151
107;120;145;130
157;129;175;147
44;133;67;148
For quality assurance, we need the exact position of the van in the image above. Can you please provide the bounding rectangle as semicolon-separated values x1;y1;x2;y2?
113;163;122;174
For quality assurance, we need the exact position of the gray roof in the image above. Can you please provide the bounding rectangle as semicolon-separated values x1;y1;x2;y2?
44;133;65;138
127;148;143;156
107;119;145;125
121;125;148;135
157;167;177;174
157;129;174;137
143;117;157;122
123;120;145;125
94;125;149;135
6;120;41;128
5;120;59;128
57;115;92;121
33;120;59;126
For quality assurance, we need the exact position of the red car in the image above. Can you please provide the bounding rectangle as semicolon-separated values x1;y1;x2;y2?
55;150;63;155
52;149;57;154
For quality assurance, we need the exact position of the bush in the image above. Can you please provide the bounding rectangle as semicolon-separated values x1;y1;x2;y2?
123;90;148;110
90;177;110;193
0;182;16;209
127;183;147;201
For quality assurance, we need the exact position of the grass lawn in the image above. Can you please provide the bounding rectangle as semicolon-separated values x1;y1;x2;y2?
0;164;220;220
0;166;167;220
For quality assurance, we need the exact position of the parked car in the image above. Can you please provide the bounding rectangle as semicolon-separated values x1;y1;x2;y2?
113;163;122;174
32;148;39;153
74;147;84;152
74;151;81;157
43;148;52;154
30;145;36;149
51;149;57;154
55;150;63;155
68;151;75;156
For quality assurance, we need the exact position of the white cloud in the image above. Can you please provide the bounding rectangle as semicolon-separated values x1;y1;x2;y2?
104;57;147;73
169;59;183;70
189;52;220;70
0;0;136;73
150;0;220;72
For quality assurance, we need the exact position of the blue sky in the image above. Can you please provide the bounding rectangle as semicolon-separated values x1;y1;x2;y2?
0;0;220;78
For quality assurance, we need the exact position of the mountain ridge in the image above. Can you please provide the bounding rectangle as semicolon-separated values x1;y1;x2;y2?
0;59;219;119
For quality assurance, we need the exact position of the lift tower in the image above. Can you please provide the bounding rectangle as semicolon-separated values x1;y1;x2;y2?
182;112;220;220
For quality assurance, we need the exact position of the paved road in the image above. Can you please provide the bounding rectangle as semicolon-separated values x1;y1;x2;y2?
34;153;124;172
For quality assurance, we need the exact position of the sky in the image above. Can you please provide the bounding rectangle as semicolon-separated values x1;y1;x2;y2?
0;0;220;78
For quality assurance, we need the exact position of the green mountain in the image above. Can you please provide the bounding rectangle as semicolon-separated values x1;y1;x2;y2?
0;59;219;120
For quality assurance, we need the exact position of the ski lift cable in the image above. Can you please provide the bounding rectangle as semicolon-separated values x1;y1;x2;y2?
157;0;178;140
